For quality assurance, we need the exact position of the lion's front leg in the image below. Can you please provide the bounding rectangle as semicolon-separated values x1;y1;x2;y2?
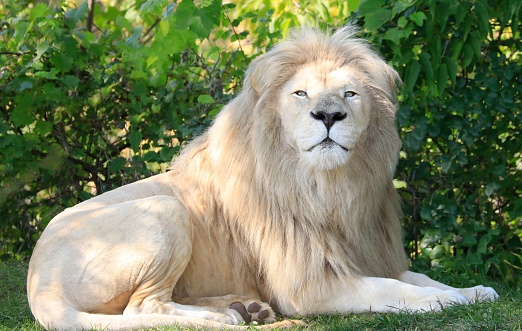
304;276;473;315
399;271;499;302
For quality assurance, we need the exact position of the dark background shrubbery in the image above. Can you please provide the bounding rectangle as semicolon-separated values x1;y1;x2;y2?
1;0;521;288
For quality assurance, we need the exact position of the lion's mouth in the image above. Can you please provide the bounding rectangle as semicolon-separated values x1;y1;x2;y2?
307;137;349;152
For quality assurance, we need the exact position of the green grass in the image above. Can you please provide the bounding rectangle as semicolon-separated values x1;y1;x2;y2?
1;262;521;330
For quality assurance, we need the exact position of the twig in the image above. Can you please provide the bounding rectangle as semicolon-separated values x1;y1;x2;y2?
140;17;161;44
222;6;249;65
0;51;30;56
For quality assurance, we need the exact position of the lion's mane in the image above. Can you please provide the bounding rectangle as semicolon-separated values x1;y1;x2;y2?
168;26;408;313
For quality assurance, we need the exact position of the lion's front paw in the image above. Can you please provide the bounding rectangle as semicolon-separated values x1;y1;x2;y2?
229;300;275;325
458;285;499;302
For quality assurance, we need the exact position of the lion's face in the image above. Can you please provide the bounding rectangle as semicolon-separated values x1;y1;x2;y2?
278;63;370;170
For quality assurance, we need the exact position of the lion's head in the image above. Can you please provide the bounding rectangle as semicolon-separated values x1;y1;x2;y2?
239;26;401;173
277;63;371;170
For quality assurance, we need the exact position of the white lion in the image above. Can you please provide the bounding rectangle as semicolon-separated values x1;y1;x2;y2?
27;26;498;331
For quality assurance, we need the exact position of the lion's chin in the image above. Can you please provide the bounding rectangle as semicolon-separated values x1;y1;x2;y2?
303;143;351;170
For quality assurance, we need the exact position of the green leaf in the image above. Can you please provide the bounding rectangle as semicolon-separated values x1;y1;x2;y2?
129;131;143;153
10;98;34;127
34;68;59;80
435;1;453;32
62;75;81;88
364;8;392;30
440;154;452;173
469;31;482;58
418;52;434;82
109;157;126;172
18;81;33;92
451;40;464;61
65;1;88;24
30;3;51;20
209;107;221;118
146;56;158;68
409;11;426;26
175;0;221;39
462;43;474;69
455;3;467;27
160;20;170;36
140;0;167;15
35;42;50;61
477;234;493;254
130;69;147;79
152;28;193;57
466;252;484;265
35;120;53;136
460;234;478;247
115;15;133;31
392;0;414;16
462;15;473;41
475;0;490;36
358;0;386;16
348;0;361;12
160;146;178;162
406;60;421;93
393;180;407;189
197;95;215;104
163;3;177;17
14;22;31;42
397;16;408;28
444;57;457;87
437;63;448;94
78;191;91;201
485;183;499;196
384;28;402;45
125;26;143;44
43;82;66;102
51;52;73;73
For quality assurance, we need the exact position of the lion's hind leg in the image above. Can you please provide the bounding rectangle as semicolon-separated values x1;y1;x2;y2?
174;294;276;325
28;195;243;330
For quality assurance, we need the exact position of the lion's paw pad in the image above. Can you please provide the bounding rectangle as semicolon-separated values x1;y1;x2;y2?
229;301;274;325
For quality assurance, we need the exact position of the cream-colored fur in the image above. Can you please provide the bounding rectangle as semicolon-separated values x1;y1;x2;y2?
27;26;498;331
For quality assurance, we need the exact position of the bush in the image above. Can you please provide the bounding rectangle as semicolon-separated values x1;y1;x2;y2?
355;0;522;287
1;0;520;288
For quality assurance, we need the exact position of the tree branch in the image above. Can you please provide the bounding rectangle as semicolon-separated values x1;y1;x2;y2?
140;17;161;44
87;0;96;32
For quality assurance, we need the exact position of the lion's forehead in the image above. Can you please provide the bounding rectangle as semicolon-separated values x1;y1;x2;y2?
285;64;364;96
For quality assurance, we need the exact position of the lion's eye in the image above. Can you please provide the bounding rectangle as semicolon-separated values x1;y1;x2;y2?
344;91;357;99
293;90;308;98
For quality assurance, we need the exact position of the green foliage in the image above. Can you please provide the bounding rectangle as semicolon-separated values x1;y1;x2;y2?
355;0;522;287
0;0;248;260
1;0;521;290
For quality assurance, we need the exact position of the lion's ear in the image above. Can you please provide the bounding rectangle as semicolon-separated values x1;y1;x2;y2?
383;65;401;108
245;50;291;96
245;55;269;96
364;58;401;111
249;67;263;95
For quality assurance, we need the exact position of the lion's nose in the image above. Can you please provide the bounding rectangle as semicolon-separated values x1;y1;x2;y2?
310;111;347;132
